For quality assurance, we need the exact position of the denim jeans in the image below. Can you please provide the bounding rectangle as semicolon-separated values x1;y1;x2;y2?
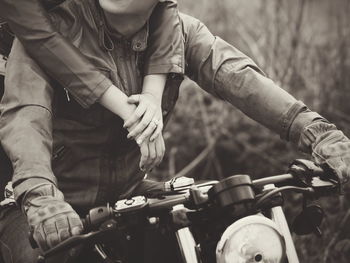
0;179;179;263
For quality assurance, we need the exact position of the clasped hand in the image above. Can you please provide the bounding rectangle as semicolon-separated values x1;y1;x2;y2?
123;93;165;172
23;184;83;252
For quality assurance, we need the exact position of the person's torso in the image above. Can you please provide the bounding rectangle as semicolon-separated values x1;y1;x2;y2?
48;0;183;210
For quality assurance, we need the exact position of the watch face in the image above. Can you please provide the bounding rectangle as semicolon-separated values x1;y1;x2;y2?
98;0;158;15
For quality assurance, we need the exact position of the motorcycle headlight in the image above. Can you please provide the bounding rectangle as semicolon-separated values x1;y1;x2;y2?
216;215;286;263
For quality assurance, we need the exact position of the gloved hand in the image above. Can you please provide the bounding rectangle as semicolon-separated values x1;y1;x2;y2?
299;121;350;185
22;183;83;251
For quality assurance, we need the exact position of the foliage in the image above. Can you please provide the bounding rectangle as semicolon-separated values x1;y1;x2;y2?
152;0;350;262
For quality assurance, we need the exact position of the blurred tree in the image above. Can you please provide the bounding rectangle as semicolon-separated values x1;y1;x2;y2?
151;1;350;262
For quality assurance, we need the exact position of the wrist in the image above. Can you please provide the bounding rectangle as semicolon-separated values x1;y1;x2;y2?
288;109;326;148
141;91;162;104
299;122;337;153
100;85;137;121
142;74;166;103
22;183;64;212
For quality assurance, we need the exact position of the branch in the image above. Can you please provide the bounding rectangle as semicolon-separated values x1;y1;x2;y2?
174;140;217;178
233;16;266;67
323;210;350;263
279;0;306;85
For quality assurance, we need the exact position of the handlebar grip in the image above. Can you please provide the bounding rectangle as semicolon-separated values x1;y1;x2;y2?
29;217;88;250
42;232;99;258
289;159;325;179
289;159;339;195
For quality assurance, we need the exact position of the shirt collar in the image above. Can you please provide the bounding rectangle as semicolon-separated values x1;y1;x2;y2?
130;23;149;52
97;7;149;52
105;22;149;52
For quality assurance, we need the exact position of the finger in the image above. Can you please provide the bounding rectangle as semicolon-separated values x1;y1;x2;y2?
58;227;70;243
139;143;149;172
136;120;158;145
154;136;163;167
124;104;147;129
128;109;156;141
150;121;163;142
71;226;83;236
145;140;157;172
161;137;166;163
55;215;71;243
67;214;83;235
44;223;60;248
160;137;165;164
127;94;141;104
34;224;49;252
157;136;166;166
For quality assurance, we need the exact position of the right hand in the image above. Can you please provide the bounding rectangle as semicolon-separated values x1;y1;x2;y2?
124;93;163;144
22;184;83;252
299;121;350;185
139;134;165;172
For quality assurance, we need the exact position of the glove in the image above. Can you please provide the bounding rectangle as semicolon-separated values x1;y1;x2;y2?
22;183;83;251
299;121;350;185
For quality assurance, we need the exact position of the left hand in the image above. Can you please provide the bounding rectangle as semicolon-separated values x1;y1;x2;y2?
139;134;165;172
23;184;83;252
300;122;350;185
123;93;163;144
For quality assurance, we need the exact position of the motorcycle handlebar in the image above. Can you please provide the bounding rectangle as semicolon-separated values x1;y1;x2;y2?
37;231;102;263
36;159;338;262
253;174;294;187
254;159;339;194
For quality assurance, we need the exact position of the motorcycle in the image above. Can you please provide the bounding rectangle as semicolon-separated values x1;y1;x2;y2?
35;159;339;263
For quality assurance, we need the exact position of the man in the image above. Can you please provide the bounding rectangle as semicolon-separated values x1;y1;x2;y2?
0;0;349;262
0;0;185;174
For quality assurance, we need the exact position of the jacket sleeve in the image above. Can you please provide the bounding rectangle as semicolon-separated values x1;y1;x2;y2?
144;0;185;75
181;13;308;139
0;39;57;201
0;0;112;109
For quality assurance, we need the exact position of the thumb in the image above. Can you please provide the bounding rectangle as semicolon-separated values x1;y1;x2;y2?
127;94;141;104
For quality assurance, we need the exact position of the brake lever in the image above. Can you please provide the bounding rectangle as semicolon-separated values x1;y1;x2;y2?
289;159;324;185
310;177;338;197
289;159;339;197
38;225;115;263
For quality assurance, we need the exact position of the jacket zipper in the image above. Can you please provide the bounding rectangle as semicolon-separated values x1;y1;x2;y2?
52;145;67;161
64;88;71;102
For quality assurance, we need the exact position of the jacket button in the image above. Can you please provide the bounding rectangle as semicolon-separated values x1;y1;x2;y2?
134;42;142;50
162;110;168;115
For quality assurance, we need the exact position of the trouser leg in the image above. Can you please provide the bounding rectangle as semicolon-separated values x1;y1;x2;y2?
0;206;40;263
0;206;82;263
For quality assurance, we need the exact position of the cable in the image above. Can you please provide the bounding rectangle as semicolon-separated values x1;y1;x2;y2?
255;186;314;208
